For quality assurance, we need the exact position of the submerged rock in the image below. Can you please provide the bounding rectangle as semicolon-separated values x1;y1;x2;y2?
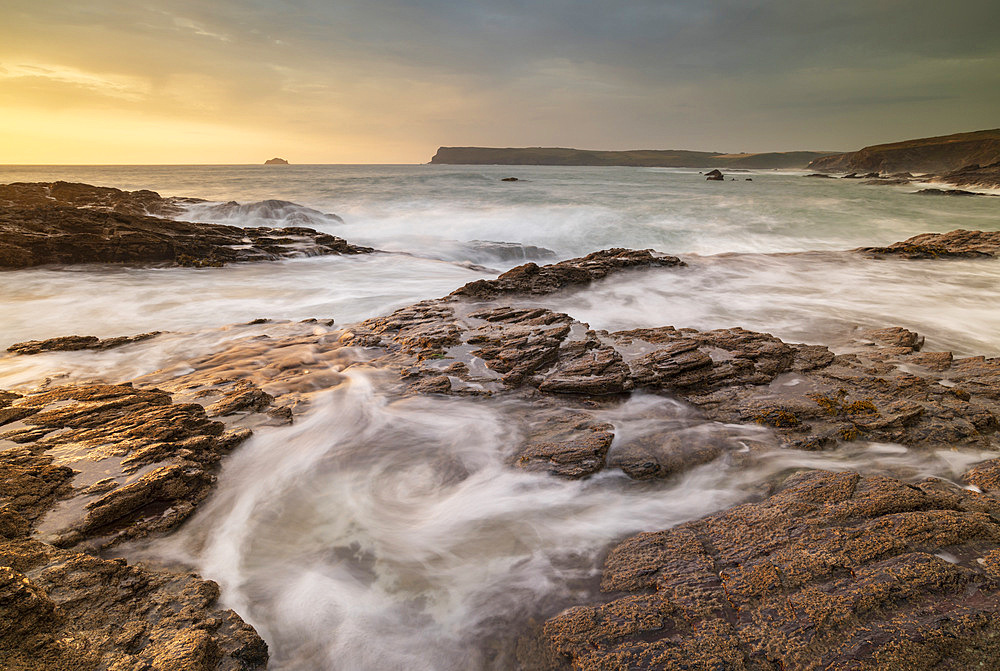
451;248;684;299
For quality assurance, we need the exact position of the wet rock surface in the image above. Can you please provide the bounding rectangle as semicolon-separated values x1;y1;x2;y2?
0;181;370;268
451;248;684;299
539;469;1000;670
856;229;1000;259
4;237;1000;669
7;332;160;355
0;382;269;669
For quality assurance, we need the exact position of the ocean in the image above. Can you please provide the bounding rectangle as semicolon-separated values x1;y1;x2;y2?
2;164;999;669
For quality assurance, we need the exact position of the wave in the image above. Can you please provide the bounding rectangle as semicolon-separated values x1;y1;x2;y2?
179;199;344;229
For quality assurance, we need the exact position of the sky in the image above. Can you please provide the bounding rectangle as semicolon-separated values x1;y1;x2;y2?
1;0;998;164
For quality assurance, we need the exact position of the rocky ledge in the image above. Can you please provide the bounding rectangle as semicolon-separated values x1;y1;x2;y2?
0;380;279;669
0;182;371;268
4;241;1000;669
856;229;1000;259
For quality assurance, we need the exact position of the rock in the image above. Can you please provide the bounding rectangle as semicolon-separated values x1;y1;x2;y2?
856;229;1000;259
842;173;859;178
0;181;196;218
541;469;1000;670
450;248;684;299
936;160;1000;189
0;383;254;549
0;198;373;268
264;157;289;165
916;188;992;196
463;240;557;262
705;169;724;181
0;537;266;670
501;177;520;181
7;332;160;355
805;173;834;178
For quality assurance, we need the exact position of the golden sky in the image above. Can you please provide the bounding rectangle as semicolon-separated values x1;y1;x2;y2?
2;1;998;164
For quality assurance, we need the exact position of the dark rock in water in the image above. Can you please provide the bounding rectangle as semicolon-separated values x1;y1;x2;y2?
745;178;752;181
463;240;556;262
936;160;1000;189
7;332;160;355
451;248;684;299
0;181;198;218
862;171;879;178
540;469;1000;670
705;169;724;181
806;173;835;178
264;157;289;165
842;172;859;178
857;229;1000;259
501;177;519;182
917;188;990;196
863;177;912;185
0;203;373;269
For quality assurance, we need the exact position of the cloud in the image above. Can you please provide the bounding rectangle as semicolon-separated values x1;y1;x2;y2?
1;0;998;161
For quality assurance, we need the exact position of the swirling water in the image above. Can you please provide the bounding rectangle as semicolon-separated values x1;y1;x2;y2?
1;164;999;668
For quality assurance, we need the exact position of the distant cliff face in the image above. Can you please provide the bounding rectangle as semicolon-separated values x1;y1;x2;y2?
808;129;1000;174
264;157;290;165
430;147;835;169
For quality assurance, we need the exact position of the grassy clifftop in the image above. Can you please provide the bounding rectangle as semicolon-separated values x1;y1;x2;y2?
808;129;1000;173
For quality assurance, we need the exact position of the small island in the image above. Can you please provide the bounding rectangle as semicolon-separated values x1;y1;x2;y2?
264;157;289;165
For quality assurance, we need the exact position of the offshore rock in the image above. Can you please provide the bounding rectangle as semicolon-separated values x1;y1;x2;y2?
705;169;724;181
0;181;198;217
0;181;366;268
7;332;160;355
541;469;1000;670
856;229;1000;259
0;204;373;268
451;248;684;299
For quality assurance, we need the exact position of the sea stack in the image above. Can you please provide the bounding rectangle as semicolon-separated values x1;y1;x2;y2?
264;157;289;165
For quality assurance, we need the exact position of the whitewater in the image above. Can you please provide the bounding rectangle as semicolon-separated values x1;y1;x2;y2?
1;164;999;669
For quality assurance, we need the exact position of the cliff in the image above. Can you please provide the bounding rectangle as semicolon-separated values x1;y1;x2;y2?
430;147;836;169
807;129;1000;174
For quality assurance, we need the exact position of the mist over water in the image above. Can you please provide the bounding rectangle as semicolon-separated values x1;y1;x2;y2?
2;164;999;669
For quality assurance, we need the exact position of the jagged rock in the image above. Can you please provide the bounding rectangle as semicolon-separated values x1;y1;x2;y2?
7;332;160;355
0;182;369;268
705;169;724;181
0;535;266;670
451;248;684;299
0;383;252;549
541;469;1000;670
916;188;990;196
856;229;1000;259
0;181;196;217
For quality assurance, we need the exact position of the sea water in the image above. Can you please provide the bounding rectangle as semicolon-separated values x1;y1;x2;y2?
1;164;998;668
